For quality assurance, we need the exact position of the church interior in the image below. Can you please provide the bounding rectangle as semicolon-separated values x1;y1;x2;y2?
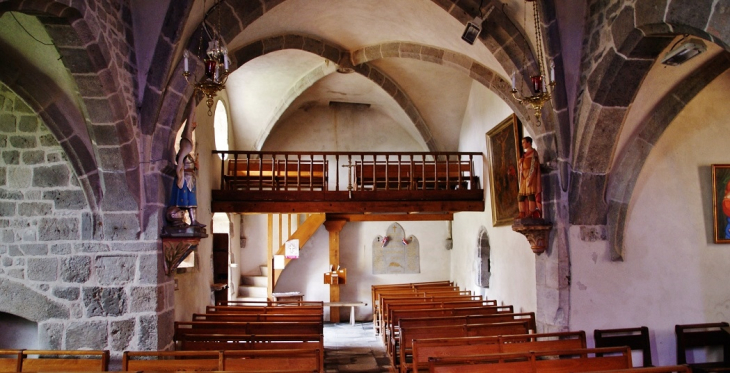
1;0;730;371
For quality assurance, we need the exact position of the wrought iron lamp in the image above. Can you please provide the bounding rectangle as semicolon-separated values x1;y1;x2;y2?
183;0;230;116
510;0;555;124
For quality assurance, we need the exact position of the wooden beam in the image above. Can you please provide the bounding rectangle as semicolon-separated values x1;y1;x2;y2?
326;213;453;222
324;220;347;323
212;200;484;214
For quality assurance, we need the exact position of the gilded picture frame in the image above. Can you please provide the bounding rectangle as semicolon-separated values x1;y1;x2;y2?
712;164;730;243
486;114;523;226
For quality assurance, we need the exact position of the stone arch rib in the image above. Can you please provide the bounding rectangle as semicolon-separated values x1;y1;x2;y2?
606;53;730;260
572;0;730;258
0;1;142;226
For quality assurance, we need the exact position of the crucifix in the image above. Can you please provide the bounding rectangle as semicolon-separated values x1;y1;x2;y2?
341;157;354;199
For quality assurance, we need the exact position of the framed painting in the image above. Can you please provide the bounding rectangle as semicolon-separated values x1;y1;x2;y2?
486;114;523;226
712;164;730;243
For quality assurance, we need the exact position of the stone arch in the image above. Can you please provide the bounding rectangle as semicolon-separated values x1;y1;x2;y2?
232;34;442;151
0;2;142;233
0;278;69;323
163;0;558;148
605;53;730;259
571;1;730;258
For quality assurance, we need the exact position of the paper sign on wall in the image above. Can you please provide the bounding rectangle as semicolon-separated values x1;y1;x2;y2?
285;239;299;259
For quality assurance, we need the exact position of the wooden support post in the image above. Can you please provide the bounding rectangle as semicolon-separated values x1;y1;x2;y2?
324;220;347;323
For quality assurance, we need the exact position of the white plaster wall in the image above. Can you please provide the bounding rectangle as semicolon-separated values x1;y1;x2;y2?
275;221;451;321
569;71;730;366
450;81;537;313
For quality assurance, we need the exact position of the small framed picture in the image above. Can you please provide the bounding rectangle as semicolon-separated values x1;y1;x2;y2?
712;164;730;243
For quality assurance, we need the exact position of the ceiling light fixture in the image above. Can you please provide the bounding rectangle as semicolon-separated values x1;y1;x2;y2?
183;0;230;116
661;39;706;66
510;0;555;125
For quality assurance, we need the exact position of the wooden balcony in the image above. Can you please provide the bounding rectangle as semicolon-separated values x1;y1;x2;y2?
211;151;484;215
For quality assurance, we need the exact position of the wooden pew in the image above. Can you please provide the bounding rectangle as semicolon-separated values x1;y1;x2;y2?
675;322;730;370
427;346;632;373
192;313;323;322
388;305;515;351
589;367;692;373
375;287;465;334
371;281;454;333
173;321;323;343
122;350;222;371
206;305;323;315
410;331;586;373
397;320;532;371
222;348;322;372
355;161;474;191
179;334;324;372
391;313;536;361
225;158;328;191
20;349;109;372
0;350;21;372
218;300;324;307
382;300;495;343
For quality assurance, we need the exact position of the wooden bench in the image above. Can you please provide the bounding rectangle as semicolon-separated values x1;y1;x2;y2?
675;322;730;370
595;326;653;367
589;367;692;373
427;346;632;373
355;161;474;191
0;350;21;372
20;349;109;372
206;305;323;315
122;350;222;371
371;281;454;332
218;300;324;307
396;320;532;371
381;299;494;343
391;312;536;363
192;313;323;322
387;305;513;349
174;321;323;343
225;159;328;191
222;348;322;372
178;334;324;372
410;331;586;373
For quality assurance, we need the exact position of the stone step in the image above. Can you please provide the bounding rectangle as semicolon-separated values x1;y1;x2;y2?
240;274;268;287
238;284;268;298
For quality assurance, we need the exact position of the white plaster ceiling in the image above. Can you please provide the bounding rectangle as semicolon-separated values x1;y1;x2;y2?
220;0;515;152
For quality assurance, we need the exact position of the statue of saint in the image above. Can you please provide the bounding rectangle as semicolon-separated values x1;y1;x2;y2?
168;99;205;228
517;136;542;219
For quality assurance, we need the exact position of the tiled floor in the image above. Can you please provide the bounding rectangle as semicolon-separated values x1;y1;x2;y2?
324;322;391;373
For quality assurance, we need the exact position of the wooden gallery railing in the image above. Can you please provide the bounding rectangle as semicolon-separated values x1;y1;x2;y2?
212;151;484;213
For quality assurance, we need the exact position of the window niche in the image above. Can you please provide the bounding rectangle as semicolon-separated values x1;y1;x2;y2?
476;227;491;288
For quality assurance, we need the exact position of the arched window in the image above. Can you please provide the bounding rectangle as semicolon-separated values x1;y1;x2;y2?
476;227;491;288
214;100;229;158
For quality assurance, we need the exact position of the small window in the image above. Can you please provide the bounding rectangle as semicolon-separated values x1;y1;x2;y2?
476;227;491;288
214;100;229;158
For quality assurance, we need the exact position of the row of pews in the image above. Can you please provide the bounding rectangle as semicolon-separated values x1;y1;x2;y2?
167;300;325;372
372;281;724;373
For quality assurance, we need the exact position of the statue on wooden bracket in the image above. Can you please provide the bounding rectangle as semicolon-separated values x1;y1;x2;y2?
372;223;420;274
163;97;207;238
512;136;551;254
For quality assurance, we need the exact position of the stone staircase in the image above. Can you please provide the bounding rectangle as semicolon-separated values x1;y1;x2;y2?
237;264;268;301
